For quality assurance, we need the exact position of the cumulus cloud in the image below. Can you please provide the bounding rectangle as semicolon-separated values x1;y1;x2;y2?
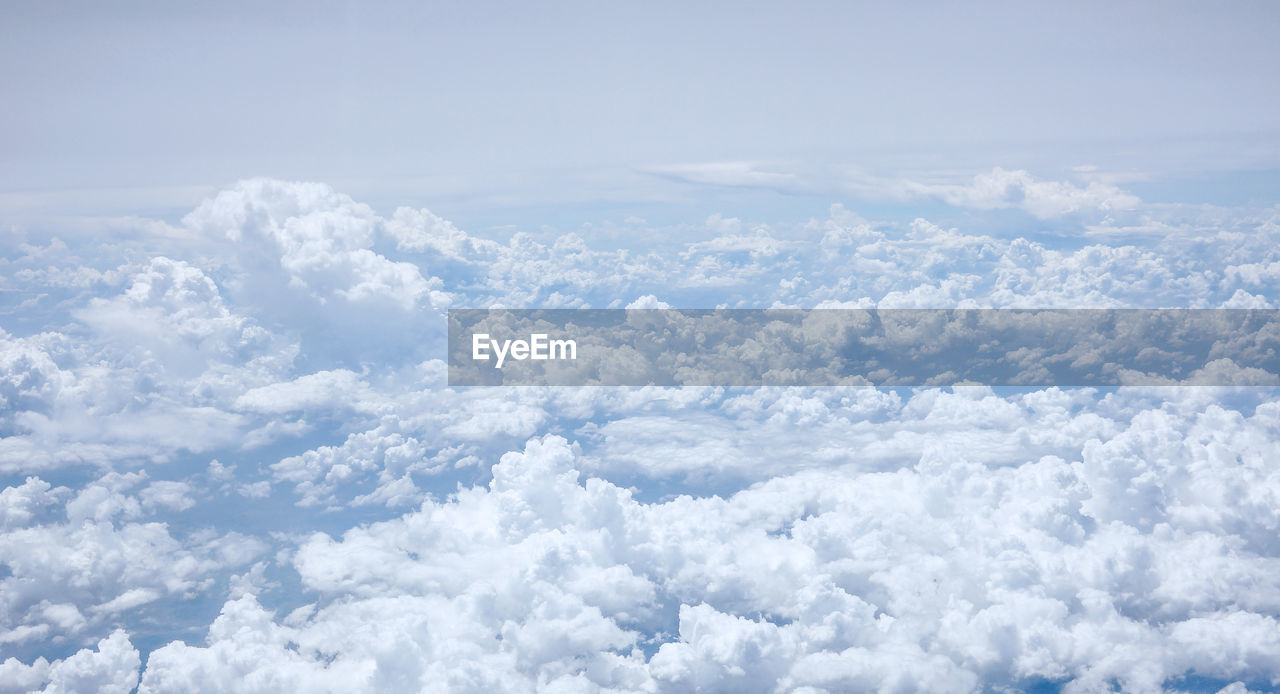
111;426;1280;692
3;178;1280;692
0;629;139;694
182;179;449;313
76;257;251;375
0;471;267;649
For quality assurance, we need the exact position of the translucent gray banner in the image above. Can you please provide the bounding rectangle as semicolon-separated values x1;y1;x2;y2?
447;309;1280;387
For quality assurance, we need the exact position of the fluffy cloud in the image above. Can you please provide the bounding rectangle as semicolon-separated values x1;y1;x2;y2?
0;471;267;650
119;425;1280;692
182;179;449;313
0;629;139;694
2;178;1279;692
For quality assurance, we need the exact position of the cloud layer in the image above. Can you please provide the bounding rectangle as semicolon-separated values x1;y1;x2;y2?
2;177;1279;692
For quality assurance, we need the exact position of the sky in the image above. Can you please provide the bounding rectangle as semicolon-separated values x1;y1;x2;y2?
3;1;1279;222
2;3;1280;694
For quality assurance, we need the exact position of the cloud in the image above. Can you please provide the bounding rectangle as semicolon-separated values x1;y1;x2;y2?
0;472;267;648
646;162;801;190
76;257;250;375
139;481;196;513
182;179;447;313
899;167;1141;219
233;370;382;417
0;629;140;694
3;179;1280;692
646;164;1142;220
624;295;672;310
115;422;1280;690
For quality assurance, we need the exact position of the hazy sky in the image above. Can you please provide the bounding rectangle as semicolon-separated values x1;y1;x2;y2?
3;1;1279;220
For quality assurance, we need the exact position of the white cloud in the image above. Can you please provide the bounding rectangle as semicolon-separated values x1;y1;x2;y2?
6;629;142;694
0;472;268;647
0;477;65;531
3;179;1280;692
646;162;801;189
233;370;382;416
182;179;449;313
902;167;1141;218
624;295;671;310
118;420;1280;691
139;480;196;513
